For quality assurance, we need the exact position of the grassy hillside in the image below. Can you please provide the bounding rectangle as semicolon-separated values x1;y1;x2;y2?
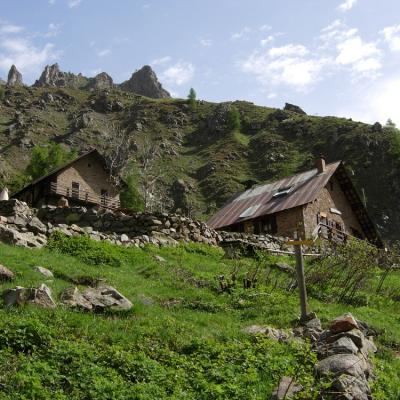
0;86;400;241
0;236;399;399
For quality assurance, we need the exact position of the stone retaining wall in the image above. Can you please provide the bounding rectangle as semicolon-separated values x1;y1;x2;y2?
0;199;289;252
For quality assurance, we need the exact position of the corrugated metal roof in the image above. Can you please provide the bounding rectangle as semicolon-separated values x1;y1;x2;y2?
207;161;341;229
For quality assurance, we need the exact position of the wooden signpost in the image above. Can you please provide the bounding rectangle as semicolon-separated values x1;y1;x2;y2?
286;236;313;321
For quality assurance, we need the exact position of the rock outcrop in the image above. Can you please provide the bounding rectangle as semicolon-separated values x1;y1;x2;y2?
7;65;23;86
120;65;171;98
34;63;66;87
33;63;88;88
283;103;306;115
86;72;114;90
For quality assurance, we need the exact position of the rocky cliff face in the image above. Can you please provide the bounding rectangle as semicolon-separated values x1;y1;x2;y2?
7;65;23;86
120;65;171;98
86;72;114;90
33;63;89;88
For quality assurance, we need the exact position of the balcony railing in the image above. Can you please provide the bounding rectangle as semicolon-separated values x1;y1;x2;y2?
314;222;348;243
49;182;120;209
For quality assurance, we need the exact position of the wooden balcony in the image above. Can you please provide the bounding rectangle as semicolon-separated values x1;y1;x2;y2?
49;182;120;209
315;222;348;243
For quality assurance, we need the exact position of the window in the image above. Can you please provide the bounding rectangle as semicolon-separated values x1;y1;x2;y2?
71;182;80;198
239;204;261;218
101;189;108;206
272;186;293;198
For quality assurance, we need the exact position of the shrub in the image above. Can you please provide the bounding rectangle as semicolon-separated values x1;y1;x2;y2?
47;231;123;267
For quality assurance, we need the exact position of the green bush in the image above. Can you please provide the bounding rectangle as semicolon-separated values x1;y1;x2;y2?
47;231;123;267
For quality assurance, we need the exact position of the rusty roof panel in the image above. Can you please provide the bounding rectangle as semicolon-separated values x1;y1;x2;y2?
207;161;341;229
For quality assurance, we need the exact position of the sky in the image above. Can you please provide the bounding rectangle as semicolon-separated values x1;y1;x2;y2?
1;0;400;125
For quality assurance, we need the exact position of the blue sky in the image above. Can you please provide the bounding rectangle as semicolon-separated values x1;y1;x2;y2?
1;0;400;124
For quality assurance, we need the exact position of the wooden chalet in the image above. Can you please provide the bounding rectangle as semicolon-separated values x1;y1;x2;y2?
207;157;383;247
13;149;121;209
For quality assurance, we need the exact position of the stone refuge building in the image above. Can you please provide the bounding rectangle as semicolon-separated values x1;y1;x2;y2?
13;149;121;209
208;157;383;247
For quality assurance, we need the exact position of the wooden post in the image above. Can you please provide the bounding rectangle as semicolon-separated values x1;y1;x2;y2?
294;242;308;321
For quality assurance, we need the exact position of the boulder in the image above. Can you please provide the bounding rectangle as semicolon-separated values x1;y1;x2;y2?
3;284;56;308
119;65;171;98
7;65;23;86
34;266;54;278
60;286;93;310
242;325;291;341
330;313;359;334
332;374;370;400
316;354;368;379
61;285;132;311
271;262;294;274
271;376;303;399
0;264;14;281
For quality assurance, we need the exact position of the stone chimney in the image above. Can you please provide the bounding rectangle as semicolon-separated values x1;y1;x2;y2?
316;155;326;174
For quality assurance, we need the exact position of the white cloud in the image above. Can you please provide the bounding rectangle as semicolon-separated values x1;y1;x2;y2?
241;44;328;91
97;48;110;57
260;35;274;47
320;20;382;78
0;24;23;34
231;27;251;40
68;0;82;8
44;23;61;38
151;56;171;66
340;76;400;125
199;38;212;47
160;61;195;86
0;38;58;73
382;24;400;52
338;0;358;12
267;93;277;99
49;0;56;4
259;24;272;32
268;44;309;57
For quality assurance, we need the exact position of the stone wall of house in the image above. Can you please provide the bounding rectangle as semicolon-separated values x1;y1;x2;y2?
56;152;119;204
303;176;363;238
275;206;306;239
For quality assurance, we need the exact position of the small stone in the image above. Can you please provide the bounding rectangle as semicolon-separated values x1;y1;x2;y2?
120;234;129;242
154;255;166;263
34;266;54;278
330;313;359;334
0;264;14;281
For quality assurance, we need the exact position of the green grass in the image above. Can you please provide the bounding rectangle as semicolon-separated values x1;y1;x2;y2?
0;237;399;399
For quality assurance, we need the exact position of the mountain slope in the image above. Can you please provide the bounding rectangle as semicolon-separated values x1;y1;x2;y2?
0;84;399;240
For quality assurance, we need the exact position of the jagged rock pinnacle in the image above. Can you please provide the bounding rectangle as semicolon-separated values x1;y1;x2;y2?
7;65;23;86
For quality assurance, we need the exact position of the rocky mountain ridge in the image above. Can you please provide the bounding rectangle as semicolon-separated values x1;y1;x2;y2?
1;63;171;99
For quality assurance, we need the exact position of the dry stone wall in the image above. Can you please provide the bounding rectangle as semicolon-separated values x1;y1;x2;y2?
0;199;289;252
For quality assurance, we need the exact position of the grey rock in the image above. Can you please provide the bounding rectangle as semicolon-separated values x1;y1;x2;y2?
28;217;47;234
34;63;66;87
60;286;93;310
120;234;129;242
34;266;54;278
271;262;294;274
120;65;171;98
3;284;56;308
7;65;23;86
0;264;14;281
271;376;303;399
316;354;368;379
242;325;291;341
87;72;114;90
154;255;166;263
332;374;370;400
61;285;132;311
